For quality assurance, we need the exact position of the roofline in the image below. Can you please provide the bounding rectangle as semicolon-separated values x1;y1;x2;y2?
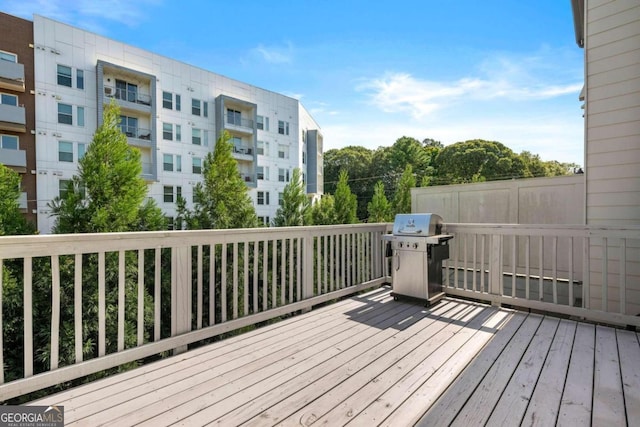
571;0;585;47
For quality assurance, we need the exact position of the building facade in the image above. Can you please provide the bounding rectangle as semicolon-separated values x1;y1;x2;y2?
0;12;37;224
2;14;323;233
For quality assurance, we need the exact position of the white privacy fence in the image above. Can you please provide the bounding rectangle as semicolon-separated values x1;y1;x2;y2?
442;223;640;328
0;224;390;400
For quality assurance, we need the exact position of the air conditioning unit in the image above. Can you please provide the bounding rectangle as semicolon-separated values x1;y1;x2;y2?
105;87;114;96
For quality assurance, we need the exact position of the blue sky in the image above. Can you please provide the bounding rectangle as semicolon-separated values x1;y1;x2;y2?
5;0;584;164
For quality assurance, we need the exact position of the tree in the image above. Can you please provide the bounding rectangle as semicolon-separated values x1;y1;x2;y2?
333;170;358;224
0;164;34;235
323;146;374;220
310;195;337;225
49;101;165;233
273;168;310;227
178;131;258;230
367;181;392;223
393;164;416;215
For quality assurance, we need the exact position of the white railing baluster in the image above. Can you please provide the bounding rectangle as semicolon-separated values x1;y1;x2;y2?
512;235;516;297
137;250;144;346
463;233;468;291
539;237;544;301
221;243;227;322
454;234;459;287
525;235;530;300
583;236;590;309
98;251;106;357
289;238;294;303
24;257;33;377
281;239;286;304
244;242;249;316
552;237;558;305
323;235;328;294
50;255;60;370
602;237;608;312
155;248;161;339
0;259;3;383
296;238;301;300
118;250;125;352
272;239;277;306
210;245;216;326
473;234;477;292
480;235;485;293
341;234;346;288
197;245;203;327
620;238;626;314
233;242;239;319
568;238;574;307
74;253;83;362
263;241;268;311
253;241;259;312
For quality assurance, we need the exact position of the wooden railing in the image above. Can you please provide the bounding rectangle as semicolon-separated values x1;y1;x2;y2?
442;223;640;328
0;224;391;400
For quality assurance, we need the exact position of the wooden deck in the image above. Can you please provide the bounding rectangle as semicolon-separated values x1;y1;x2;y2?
29;286;639;426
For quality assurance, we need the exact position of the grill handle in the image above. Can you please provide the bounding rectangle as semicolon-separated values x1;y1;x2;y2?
395;252;400;271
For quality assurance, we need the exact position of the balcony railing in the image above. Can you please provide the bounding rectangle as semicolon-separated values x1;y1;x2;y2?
225;116;254;129
0;224;389;400
120;126;152;141
233;145;253;156
240;173;254;183
104;86;152;106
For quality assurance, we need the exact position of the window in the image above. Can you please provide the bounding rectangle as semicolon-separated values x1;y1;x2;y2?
176;186;182;200
0;51;17;62
78;143;86;159
163;154;181;172
278;168;290;182
57;65;72;87
163;154;173;171
257;191;270;205
192;99;201;116
257;141;268;156
0;93;18;106
203;102;208;117
176;94;181;111
302;151;306;164
203;130;208;146
278;120;289;135
302;129;306;143
58;141;73;162
58;103;73;125
257;166;269;180
163;123;173;141
302;172;306;183
278;144;289;159
59;180;72;198
227;109;241;125
163;186;174;203
176;125;182;142
166;216;175;230
257;115;269;131
77;106;84;127
192;157;202;174
116;79;137;102
0;134;18;150
77;70;84;89
192;128;201;145
162;91;172;109
278;192;284;206
120;115;138;137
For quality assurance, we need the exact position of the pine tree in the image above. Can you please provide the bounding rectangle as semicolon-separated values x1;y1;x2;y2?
49;100;165;233
367;181;392;223
0;164;34;235
334;170;358;224
273;168;310;227
178;131;258;229
393;164;416;215
310;195;338;225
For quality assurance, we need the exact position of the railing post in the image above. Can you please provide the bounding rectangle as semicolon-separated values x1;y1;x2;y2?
489;234;502;305
302;233;315;300
172;245;191;354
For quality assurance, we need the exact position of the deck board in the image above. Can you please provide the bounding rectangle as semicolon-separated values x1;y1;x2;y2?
24;287;635;427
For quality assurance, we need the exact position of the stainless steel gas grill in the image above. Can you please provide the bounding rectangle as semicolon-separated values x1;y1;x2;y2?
384;213;453;305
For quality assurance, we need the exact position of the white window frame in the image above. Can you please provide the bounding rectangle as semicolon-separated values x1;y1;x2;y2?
0;93;18;106
58;141;74;162
0;50;17;63
0;134;18;150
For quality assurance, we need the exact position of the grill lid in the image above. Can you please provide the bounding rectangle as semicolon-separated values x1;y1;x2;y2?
392;213;443;237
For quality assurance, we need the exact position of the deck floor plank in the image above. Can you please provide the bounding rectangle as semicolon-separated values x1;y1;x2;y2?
617;330;640;423
521;319;577;426
592;325;626;427
20;288;635;427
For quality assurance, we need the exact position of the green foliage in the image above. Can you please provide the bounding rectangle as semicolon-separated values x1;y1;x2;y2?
49;101;165;233
334;170;358;224
273;168;310;227
393;164;416;215
367;181;392;223
178;131;258;230
310;195;337;225
323;146;374;219
0;164;34;235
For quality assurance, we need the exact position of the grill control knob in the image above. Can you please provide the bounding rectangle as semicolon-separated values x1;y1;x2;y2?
398;242;403;248
413;242;419;249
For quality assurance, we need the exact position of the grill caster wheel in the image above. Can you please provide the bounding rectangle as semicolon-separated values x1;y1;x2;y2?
393;296;399;301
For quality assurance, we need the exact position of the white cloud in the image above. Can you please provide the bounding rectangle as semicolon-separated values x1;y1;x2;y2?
251;43;293;64
4;0;161;28
358;51;583;119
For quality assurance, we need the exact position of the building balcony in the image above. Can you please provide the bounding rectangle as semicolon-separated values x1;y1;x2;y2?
0;147;26;171
18;191;27;210
121;126;153;148
0;103;26;133
240;172;255;184
0;60;25;92
1;223;638;424
224;116;254;134
232;145;254;162
104;86;152;112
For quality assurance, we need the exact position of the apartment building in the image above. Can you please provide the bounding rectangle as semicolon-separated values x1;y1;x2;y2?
2;13;323;233
0;12;36;224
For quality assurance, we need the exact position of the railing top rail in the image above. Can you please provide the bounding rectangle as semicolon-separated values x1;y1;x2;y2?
0;223;391;258
444;223;640;239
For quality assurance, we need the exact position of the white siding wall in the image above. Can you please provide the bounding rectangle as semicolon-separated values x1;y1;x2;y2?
584;0;640;313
